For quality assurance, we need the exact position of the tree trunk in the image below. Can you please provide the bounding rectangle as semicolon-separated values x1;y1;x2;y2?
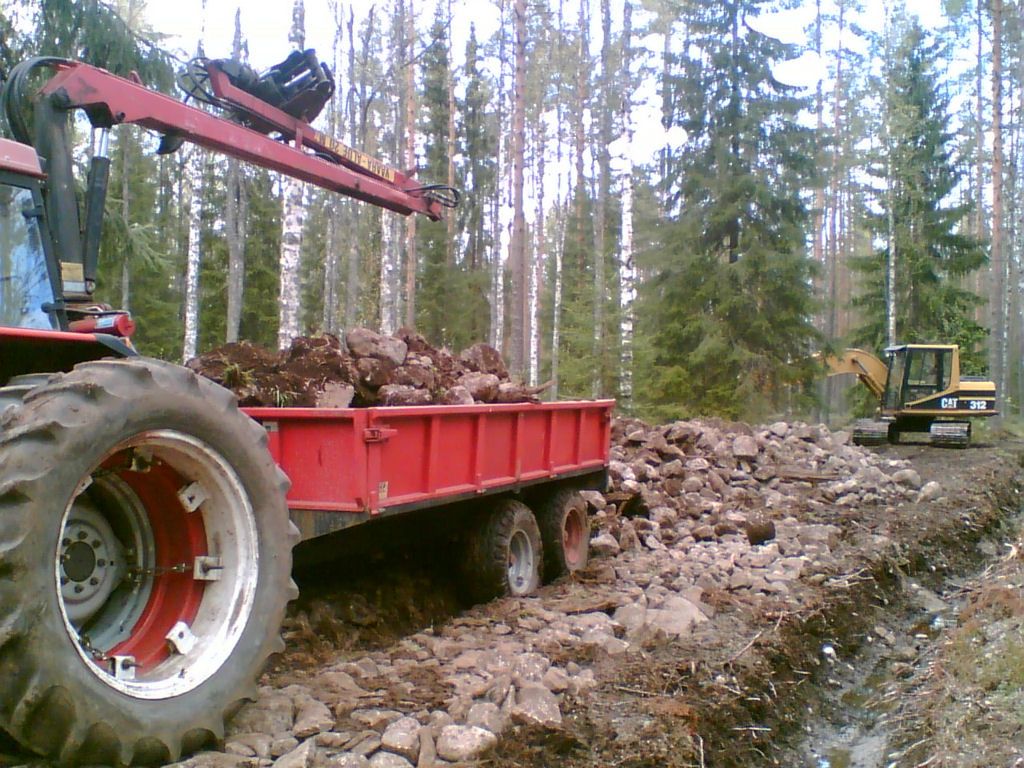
990;0;1006;415
380;209;401;334
592;0;612;397
403;0;418;329
182;146;204;362
529;120;545;388
225;157;247;342
618;2;635;409
277;1;307;350
507;0;528;377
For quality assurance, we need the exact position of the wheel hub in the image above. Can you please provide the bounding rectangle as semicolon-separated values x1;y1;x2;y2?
60;499;125;624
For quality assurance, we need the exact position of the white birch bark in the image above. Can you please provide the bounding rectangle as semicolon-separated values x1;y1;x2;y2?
182;146;204;362
380;210;401;334
618;3;635;406
278;176;305;349
619;160;636;405
277;0;307;350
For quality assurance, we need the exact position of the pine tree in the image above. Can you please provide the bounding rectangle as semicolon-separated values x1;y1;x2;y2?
641;0;821;419
851;20;987;371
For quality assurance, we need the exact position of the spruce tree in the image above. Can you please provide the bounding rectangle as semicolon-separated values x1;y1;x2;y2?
850;20;987;372
641;0;821;420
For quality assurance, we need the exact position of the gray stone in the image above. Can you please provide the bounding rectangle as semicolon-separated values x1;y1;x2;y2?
272;739;315;768
228;692;293;736
323;756;370;768
435;725;498;762
441;385;475;405
373;337;409;366
513;652;551;683
270;737;300;759
644;595;708;637
541;667;570;693
732;435;759;459
226;733;273;760
380;717;422;762
590;532;621;555
417;725;437;768
457;372;500;402
345;327;381;357
160;753;255;768
350;709;403;730
618;520;641;550
917;481;942;502
891;468;922;489
293;697;335;738
466;701;507;734
368;753;413;768
511;684;562;728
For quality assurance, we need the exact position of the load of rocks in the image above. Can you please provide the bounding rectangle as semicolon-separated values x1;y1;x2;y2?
187;328;546;408
171;416;947;768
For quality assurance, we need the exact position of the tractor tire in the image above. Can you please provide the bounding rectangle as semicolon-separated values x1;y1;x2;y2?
536;489;589;582
0;358;297;766
462;499;542;603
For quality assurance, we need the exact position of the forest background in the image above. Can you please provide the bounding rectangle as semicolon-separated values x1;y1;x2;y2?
0;0;1018;425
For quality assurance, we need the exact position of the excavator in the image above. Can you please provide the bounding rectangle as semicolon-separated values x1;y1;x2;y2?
0;54;456;765
824;344;997;447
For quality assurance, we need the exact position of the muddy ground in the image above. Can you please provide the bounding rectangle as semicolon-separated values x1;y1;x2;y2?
1;428;1021;768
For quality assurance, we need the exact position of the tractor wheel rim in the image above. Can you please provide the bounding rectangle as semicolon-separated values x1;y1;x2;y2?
55;430;259;699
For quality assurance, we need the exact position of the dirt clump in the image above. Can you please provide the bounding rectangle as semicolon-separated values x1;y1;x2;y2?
186;329;548;407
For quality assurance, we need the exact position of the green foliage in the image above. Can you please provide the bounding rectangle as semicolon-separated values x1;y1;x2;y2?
851;19;988;372
638;0;822;420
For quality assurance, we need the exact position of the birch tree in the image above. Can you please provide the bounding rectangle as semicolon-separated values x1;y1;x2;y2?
618;1;635;408
225;9;248;342
507;0;528;378
277;0;307;350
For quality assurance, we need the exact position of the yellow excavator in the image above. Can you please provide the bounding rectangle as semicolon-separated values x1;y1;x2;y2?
824;344;997;447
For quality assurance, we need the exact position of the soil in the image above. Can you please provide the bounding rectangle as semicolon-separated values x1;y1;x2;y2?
1;430;1021;768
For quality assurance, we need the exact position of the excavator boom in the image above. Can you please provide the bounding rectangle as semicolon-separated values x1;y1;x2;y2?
822;348;888;401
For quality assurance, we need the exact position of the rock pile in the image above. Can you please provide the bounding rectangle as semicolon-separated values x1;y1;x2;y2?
170;418;941;768
187;329;546;408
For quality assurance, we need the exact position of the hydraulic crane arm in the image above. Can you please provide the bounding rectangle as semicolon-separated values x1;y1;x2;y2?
32;59;447;220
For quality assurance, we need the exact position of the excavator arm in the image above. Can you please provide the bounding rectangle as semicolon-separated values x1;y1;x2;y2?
822;348;889;402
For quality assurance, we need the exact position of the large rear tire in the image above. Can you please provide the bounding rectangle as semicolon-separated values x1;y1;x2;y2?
0;358;296;765
462;499;542;603
536;489;589;582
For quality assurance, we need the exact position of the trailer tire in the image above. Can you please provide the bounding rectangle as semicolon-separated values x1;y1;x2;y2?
536;489;589;582
0;358;296;766
463;499;542;603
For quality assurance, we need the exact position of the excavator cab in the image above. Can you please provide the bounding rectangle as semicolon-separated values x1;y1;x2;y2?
883;345;954;410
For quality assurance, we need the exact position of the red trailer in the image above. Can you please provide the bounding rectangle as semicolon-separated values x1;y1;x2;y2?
246;399;612;598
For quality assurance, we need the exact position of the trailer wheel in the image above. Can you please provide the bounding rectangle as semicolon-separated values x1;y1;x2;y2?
536;490;589;582
0;358;296;766
463;499;542;603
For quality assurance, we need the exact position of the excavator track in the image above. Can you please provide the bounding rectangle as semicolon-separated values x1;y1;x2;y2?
930;421;971;449
852;420;892;446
